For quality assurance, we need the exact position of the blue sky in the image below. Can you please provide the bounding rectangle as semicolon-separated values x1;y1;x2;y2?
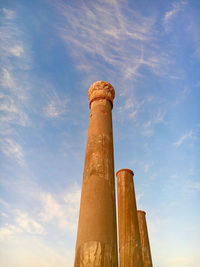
0;0;199;266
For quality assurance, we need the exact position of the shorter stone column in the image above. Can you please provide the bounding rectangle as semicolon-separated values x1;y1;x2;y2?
137;210;153;267
116;169;144;267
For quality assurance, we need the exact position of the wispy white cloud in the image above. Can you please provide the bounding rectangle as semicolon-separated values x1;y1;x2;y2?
136;192;144;203
54;0;171;92
174;130;193;147
163;1;187;30
44;96;69;119
148;213;170;234
116;95;154;122
0;224;21;241
173;87;190;106
52;0;193;129
0;179;81;234
1;68;15;88
16;212;44;235
0;10;31;70
0;180;81;242
2;8;15;19
0;8;34;177
142;109;166;136
8;45;24;57
0;92;29;127
0;138;26;167
164;5;180;23
40;192;67;226
0;198;9;207
185;180;200;192
0;211;44;241
144;163;150;173
0;211;8;218
170;174;179;179
0;234;74;267
39;183;81;232
194;45;200;59
0;8;32;137
124;98;135;110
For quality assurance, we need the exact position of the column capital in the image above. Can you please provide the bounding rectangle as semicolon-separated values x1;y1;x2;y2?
88;81;115;108
116;168;134;176
138;210;146;216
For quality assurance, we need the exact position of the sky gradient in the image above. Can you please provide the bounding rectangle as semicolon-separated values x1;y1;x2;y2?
0;0;200;266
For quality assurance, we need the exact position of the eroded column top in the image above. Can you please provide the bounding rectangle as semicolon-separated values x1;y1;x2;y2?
138;210;146;216
116;168;134;176
88;81;115;109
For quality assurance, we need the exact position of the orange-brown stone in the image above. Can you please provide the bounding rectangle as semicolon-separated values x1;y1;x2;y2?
117;169;144;267
74;81;118;267
137;210;153;267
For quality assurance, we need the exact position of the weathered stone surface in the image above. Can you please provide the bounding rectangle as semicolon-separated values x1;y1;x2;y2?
75;241;113;267
74;81;118;267
137;210;153;267
88;81;115;108
117;169;144;267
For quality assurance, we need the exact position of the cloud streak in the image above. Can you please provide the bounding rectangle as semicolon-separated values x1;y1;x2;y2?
44;94;69;119
0;178;81;238
0;138;26;167
0;213;44;241
163;0;187;30
142;109;166;136
174;130;193;147
2;8;15;19
51;0;181;127
39;183;81;232
0;7;32;151
0;7;31;128
54;0;172;92
184;180;200;193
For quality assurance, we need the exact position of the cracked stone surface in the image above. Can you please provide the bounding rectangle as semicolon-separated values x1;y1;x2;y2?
74;82;118;267
138;211;153;267
117;169;144;267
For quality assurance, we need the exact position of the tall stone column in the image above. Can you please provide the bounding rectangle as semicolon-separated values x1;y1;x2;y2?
137;210;153;267
74;81;118;267
116;169;144;267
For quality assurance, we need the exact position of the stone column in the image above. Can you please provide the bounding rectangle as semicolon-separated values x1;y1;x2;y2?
137;210;153;267
74;81;118;267
116;169;144;267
